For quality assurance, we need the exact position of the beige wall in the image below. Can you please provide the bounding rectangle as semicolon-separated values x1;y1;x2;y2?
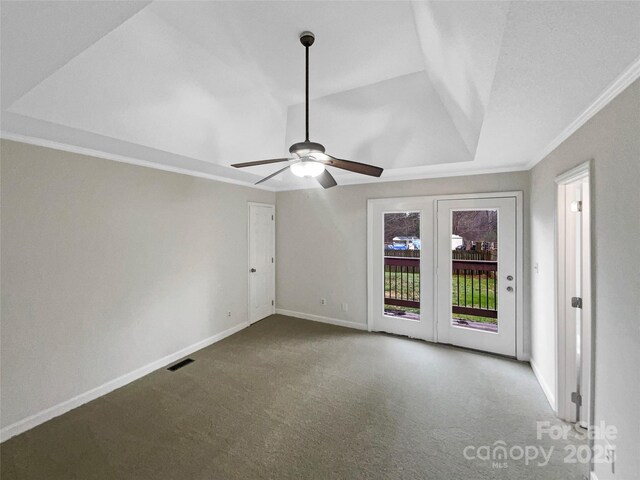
530;79;640;479
276;171;530;350
0;140;274;430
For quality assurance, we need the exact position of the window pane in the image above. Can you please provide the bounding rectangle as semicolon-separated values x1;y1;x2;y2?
450;209;498;332
383;212;420;320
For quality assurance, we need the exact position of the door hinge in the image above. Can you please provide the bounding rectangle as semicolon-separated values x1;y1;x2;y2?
571;391;582;406
272;215;274;220
271;300;274;306
272;257;274;263
571;297;583;309
570;200;582;213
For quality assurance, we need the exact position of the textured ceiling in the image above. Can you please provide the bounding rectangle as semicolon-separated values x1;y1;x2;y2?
2;1;639;190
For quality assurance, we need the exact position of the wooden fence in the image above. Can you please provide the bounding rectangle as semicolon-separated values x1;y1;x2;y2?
383;249;421;258
452;250;495;261
385;249;494;260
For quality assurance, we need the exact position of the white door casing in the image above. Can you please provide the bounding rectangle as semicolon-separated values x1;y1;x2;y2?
248;203;275;324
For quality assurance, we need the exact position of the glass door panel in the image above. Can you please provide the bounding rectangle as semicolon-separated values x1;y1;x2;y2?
450;209;498;332
384;212;421;320
437;198;517;357
368;197;433;342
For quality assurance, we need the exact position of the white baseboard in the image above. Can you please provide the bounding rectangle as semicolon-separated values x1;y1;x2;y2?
275;309;368;331
530;357;556;412
0;321;249;443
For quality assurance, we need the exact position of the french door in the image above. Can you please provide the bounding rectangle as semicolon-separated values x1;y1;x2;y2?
368;194;520;357
436;197;517;357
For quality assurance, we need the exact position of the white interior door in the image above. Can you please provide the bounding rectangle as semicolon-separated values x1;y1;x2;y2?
249;203;275;324
368;198;434;341
436;197;517;356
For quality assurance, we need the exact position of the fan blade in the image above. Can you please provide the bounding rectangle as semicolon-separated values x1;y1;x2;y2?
316;169;337;189
319;155;383;177
231;158;292;168
255;165;290;185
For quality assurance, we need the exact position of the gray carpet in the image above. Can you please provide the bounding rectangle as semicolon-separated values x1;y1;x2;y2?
1;315;587;479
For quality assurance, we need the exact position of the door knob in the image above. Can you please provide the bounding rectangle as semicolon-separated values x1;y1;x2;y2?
506;286;514;292
250;268;256;273
506;275;514;281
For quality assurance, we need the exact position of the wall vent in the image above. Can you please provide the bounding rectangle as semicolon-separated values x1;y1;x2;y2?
167;358;194;371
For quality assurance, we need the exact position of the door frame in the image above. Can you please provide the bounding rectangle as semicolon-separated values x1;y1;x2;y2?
367;191;525;360
247;202;276;325
555;161;593;424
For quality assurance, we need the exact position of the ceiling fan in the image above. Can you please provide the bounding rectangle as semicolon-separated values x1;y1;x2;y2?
231;31;383;189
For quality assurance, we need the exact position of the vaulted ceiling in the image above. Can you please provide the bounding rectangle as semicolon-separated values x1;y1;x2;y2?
2;1;639;190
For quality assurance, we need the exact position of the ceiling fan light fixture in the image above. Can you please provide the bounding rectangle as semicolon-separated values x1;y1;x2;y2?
229;32;383;188
290;158;325;178
289;141;325;158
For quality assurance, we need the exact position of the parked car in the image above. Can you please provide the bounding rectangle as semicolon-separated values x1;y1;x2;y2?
389;237;421;250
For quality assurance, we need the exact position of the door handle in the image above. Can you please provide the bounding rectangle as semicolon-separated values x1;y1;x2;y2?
506;286;514;292
250;268;256;273
506;275;514;281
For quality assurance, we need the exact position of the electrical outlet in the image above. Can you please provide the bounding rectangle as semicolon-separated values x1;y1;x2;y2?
321;298;327;306
341;303;348;312
604;442;615;474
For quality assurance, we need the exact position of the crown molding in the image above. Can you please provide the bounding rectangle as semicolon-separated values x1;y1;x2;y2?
527;55;640;170
0;131;275;192
274;163;530;192
2;130;531;192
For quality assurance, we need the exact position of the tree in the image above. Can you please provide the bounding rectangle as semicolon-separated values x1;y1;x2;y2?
384;212;420;242
452;210;497;243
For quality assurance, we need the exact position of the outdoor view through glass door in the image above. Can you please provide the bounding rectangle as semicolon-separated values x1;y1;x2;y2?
384;212;421;320
450;209;498;332
369;194;518;352
437;197;517;357
369;197;433;341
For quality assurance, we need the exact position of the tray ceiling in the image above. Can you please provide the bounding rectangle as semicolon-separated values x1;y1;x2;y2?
2;1;639;190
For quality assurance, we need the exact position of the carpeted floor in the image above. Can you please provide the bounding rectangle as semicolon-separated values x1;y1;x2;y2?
1;315;587;479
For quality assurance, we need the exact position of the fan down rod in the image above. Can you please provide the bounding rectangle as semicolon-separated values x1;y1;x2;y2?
300;31;315;142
